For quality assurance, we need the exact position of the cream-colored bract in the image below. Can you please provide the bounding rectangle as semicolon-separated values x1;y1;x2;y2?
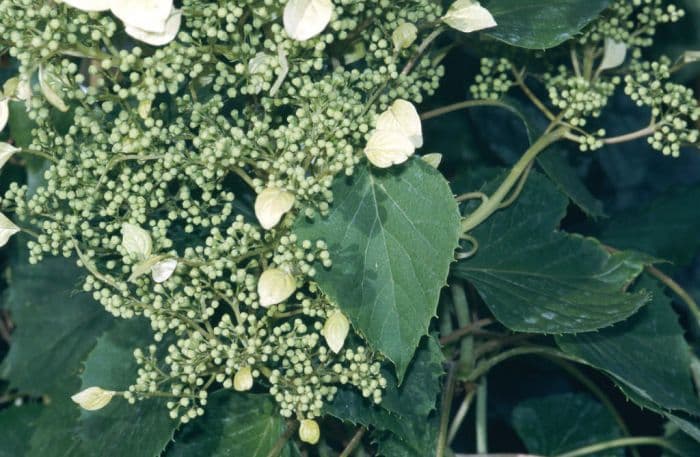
421;153;443;168
233;366;254;391
442;0;497;34
392;22;418;50
124;9;181;46
0;212;20;248
283;0;333;41
121;223;153;259
152;258;178;283
298;419;321;444
364;129;416;168
0;142;19;171
683;50;700;63
0;99;8;133
600;39;628;71
258;268;296;308
111;0;173;33
39;66;69;113
321;310;350;353
60;0;111;11
254;187;296;230
376;99;423;148
71;387;117;411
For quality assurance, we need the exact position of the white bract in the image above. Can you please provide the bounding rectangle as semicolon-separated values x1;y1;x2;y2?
600;39;628;71
39;66;69;113
376;99;423;148
0;142;19;170
364;129;416;168
283;0;333;41
298;419;321;444
61;0;110;11
124;9;182;46
254;187;295;230
421;153;443;168
322;310;350;353
111;0;173;33
442;0;497;34
0;99;8;133
233;366;254;391
258;268;296;307
151;258;178;283
683;50;700;64
0;212;20;248
71;387;117;411
121;223;153;259
392;22;418;50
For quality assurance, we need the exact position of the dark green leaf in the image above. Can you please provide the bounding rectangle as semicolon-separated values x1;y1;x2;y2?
598;186;700;266
511;393;622;457
557;276;700;415
0;404;43;457
482;0;611;49
538;146;605;218
294;160;460;381
166;391;297;457
375;411;440;457
453;172;648;333
0;254;113;397
77;319;178;457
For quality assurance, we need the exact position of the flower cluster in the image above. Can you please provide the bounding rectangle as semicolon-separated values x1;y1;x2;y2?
469;57;513;101
0;0;446;441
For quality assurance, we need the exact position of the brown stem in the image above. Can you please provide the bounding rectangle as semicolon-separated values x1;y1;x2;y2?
265;421;297;457
440;318;495;345
339;427;366;457
603;125;657;144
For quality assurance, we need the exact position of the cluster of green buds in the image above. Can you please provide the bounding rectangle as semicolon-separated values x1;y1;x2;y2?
0;0;454;443
545;67;619;128
469;57;513;101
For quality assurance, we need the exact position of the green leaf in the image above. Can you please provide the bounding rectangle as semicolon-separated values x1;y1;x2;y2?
538;146;605;218
0;404;43;457
482;0;611;49
598;186;700;266
511;393;622;457
324;336;444;445
294;160;460;381
453;172;648;333
375;411;440;457
77;318;179;457
557;276;700;415
166;391;297;457
0;254;113;397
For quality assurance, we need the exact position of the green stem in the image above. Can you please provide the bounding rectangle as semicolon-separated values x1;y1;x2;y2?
450;282;473;370
20;148;56;163
339;427;366;457
461;127;568;233
466;346;587;383
436;363;457;457
553;437;682;457
475;379;488;454
420;100;518;121
447;388;476;445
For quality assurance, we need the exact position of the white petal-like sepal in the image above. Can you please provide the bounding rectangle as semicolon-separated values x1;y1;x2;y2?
258;268;296;307
421;153;443;168
376;99;423;148
392;22;418;50
283;0;333;41
60;0;111;11
443;0;497;34
111;0;173;33
254;187;295;230
599;38;627;71
39;66;69;112
322;310;350;353
0;99;9;133
121;223;153;259
124;9;181;46
152;258;178;283
364;129;416;168
0;142;20;170
233;366;254;391
0;212;20;248
683;50;700;64
299;419;320;444
71;387;116;411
